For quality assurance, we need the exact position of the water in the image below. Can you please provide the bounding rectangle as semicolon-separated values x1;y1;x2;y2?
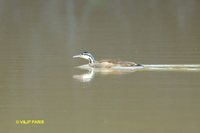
0;0;200;133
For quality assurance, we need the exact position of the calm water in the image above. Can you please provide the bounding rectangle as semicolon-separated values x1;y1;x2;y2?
0;0;200;133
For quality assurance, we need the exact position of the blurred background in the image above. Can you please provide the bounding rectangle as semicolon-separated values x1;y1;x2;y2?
0;0;200;133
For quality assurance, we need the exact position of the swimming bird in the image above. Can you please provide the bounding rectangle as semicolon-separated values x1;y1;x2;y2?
73;52;142;68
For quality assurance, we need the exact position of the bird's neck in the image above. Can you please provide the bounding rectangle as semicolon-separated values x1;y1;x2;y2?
86;55;95;64
88;58;95;64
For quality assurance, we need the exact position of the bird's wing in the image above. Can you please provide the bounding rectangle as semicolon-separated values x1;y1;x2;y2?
99;60;138;67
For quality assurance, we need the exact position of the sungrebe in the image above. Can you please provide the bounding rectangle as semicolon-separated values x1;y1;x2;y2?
73;52;142;68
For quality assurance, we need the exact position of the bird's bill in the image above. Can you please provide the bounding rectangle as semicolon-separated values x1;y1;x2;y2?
73;55;81;58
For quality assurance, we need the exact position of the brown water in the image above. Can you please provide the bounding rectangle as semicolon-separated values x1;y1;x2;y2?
0;0;200;133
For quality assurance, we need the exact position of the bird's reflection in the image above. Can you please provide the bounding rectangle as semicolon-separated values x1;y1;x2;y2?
73;64;200;82
73;68;95;82
73;64;143;82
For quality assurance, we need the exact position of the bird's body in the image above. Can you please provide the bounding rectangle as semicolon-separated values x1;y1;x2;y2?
90;59;139;68
73;52;141;68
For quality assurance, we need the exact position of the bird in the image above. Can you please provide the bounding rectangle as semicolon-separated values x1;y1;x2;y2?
73;52;142;68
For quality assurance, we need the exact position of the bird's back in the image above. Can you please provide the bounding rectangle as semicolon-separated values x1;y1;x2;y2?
90;59;140;68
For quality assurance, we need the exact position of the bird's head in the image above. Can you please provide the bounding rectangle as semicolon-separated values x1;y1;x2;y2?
73;52;95;64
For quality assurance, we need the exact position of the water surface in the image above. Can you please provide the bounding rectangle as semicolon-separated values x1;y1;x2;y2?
0;0;200;133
